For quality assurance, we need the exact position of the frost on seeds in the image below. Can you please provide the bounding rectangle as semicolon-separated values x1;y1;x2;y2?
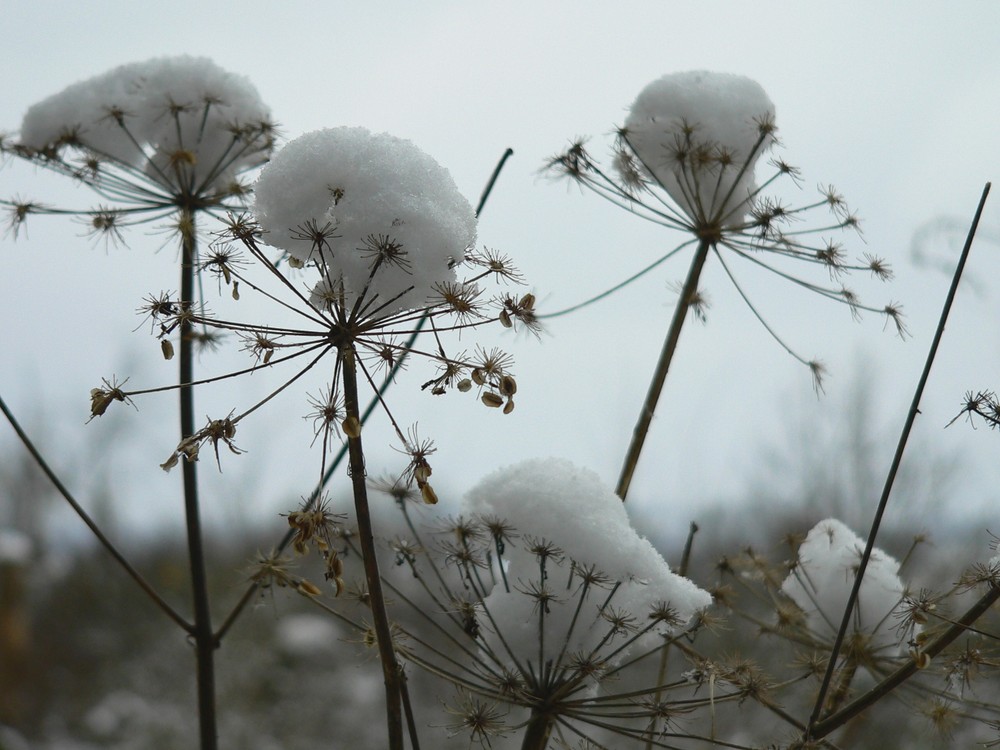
620;70;776;227
253;127;477;313
463;458;712;666
19;56;272;192
781;518;914;654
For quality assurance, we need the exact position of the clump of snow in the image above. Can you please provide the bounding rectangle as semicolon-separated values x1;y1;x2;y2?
463;458;711;667
20;56;272;193
782;519;913;654
0;528;31;565
0;726;29;750
84;689;184;738
253;127;476;314
620;70;775;227
275;613;341;657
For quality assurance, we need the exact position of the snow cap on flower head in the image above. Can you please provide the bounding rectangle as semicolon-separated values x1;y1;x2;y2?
782;518;915;654
253;127;477;314
463;457;712;666
621;70;776;227
20;56;272;191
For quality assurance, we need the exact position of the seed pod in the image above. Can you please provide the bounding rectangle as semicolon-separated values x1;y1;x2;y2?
332;577;345;597
180;441;201;462
161;339;175;360
520;293;536;311
414;463;432;483
89;389;114;418
457;378;472;392
911;649;931;669
481;391;504;408
287;256;305;269
420;482;439;505
499;374;517;396
263;348;274;365
296;579;322;597
326;554;344;578
342;415;362;438
471;368;486;386
499;309;512;328
222;265;231;285
503;398;515;415
232;280;240;301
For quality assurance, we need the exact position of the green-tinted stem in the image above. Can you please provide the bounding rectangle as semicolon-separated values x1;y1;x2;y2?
616;238;712;500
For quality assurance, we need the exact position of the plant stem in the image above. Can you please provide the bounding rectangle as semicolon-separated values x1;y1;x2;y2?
215;148;514;641
340;343;405;750
616;238;712;501
805;182;991;738
0;395;191;632
807;582;1000;742
644;522;698;750
179;210;218;750
520;709;554;750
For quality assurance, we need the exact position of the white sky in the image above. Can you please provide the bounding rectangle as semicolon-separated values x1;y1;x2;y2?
1;1;998;550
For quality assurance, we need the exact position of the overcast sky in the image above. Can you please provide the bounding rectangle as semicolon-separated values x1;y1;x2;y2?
1;1;998;551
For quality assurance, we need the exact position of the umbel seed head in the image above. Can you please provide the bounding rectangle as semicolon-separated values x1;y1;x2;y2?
620;70;776;228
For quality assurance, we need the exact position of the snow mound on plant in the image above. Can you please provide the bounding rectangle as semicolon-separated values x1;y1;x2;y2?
782;518;913;654
621;70;775;227
253;127;476;313
20;56;271;190
464;458;711;666
0;528;31;564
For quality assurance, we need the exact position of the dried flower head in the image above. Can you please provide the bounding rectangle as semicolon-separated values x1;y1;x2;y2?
3;56;275;238
545;70;903;390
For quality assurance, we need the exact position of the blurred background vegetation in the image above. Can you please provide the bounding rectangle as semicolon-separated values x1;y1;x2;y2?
2;367;995;749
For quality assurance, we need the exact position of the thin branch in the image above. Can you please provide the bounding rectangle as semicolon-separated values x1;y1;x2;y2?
808;582;1000;741
805;182;992;738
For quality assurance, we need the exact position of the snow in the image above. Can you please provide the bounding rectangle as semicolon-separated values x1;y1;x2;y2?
0;527;31;564
781;518;913;654
19;56;272;194
463;458;712;667
252;127;477;315
274;613;341;656
620;71;775;227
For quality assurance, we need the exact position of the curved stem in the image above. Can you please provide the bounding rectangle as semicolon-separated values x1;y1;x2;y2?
0;395;191;632
616;238;712;500
341;343;404;750
179;210;217;750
